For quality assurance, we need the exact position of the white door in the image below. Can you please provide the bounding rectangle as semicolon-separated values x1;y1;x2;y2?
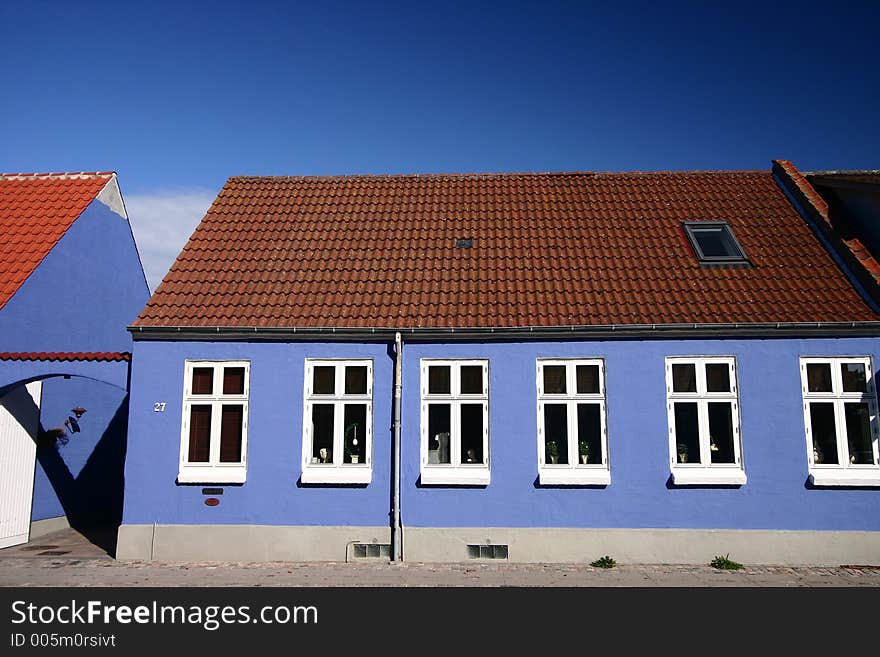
0;382;42;549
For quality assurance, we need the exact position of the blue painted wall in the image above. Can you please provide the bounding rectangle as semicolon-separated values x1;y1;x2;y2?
32;377;129;527
123;341;393;527
0;358;130;396
122;337;880;531
0;198;150;353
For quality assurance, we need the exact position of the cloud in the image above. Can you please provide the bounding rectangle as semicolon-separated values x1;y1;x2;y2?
125;189;216;292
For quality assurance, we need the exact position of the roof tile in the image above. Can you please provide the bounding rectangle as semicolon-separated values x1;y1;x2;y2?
0;351;130;362
133;170;879;328
0;172;113;311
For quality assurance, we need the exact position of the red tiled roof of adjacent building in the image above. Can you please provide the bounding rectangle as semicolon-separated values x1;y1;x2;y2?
0;172;115;311
133;167;880;330
778;162;880;298
0;352;131;362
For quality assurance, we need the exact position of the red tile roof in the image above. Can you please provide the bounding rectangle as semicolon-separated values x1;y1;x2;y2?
0;352;131;362
0;172;115;311
775;160;880;303
133;168;880;330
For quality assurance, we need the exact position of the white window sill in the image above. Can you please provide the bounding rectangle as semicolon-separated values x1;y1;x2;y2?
809;470;880;487
539;468;610;486
301;465;372;485
420;467;490;486
177;465;247;484
671;468;746;486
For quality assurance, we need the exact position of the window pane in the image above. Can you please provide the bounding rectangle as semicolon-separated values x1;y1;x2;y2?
576;365;600;394
191;367;214;395
841;363;867;393
461;403;484;464
809;402;838;465
222;367;245;395
674;402;700;464
219;404;244;462
705;364;731;393
543;404;568;465
460;366;483;394
807;364;832;393
427;404;451;464
428;366;451;394
708;402;735;464
345;366;368;395
543;365;566;394
844;403;874;465
343;404;367;464
693;227;740;258
577;403;601;465
187;405;212;462
311;404;334;463
672;364;697;393
313;366;335;394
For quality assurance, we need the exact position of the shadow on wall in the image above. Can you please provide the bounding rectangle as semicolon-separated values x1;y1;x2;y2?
35;398;129;557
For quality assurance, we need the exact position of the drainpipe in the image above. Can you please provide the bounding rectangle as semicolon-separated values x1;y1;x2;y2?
391;331;403;561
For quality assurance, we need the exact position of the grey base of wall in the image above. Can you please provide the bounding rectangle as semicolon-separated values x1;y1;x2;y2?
29;516;70;539
116;524;391;562
116;524;880;565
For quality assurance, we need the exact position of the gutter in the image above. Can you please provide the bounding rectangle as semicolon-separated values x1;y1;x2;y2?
128;321;880;341
391;332;402;561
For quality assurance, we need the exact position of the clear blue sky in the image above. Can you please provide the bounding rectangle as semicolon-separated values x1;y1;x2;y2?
3;0;878;191
2;1;877;287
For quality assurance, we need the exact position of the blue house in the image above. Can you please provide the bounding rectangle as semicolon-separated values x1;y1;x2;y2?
0;172;149;551
118;161;880;565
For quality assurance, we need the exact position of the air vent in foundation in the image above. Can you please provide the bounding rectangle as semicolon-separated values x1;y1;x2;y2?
467;544;509;559
352;543;391;559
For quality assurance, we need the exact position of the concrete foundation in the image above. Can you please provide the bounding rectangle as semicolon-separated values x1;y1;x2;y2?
117;524;880;565
116;524;390;562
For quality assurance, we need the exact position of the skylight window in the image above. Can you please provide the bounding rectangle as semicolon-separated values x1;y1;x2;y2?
683;222;749;265
455;238;474;249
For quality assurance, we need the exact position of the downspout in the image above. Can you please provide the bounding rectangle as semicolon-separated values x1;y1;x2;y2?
391;331;403;561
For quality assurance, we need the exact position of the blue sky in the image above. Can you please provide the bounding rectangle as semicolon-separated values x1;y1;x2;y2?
1;1;878;288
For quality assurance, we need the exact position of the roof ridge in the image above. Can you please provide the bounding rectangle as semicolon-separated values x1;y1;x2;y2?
805;169;880;176
0;171;115;181
225;169;769;182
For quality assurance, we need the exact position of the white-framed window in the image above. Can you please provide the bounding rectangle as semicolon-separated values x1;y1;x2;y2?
178;360;250;484
420;359;490;485
536;359;610;485
800;357;880;487
301;359;373;484
665;356;746;485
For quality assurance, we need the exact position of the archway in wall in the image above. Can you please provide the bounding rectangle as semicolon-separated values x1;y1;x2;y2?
0;354;130;556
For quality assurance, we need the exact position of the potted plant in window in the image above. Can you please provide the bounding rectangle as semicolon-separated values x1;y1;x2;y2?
579;439;591;464
546;440;559;464
677;442;689;463
344;421;361;464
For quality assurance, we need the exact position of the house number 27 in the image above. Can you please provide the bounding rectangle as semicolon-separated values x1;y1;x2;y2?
154;402;167;412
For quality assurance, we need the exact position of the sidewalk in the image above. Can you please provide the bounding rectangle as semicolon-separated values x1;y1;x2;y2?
1;529;879;587
3;557;880;587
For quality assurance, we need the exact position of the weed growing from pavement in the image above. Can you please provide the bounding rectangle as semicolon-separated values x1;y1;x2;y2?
710;554;744;570
590;555;617;568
